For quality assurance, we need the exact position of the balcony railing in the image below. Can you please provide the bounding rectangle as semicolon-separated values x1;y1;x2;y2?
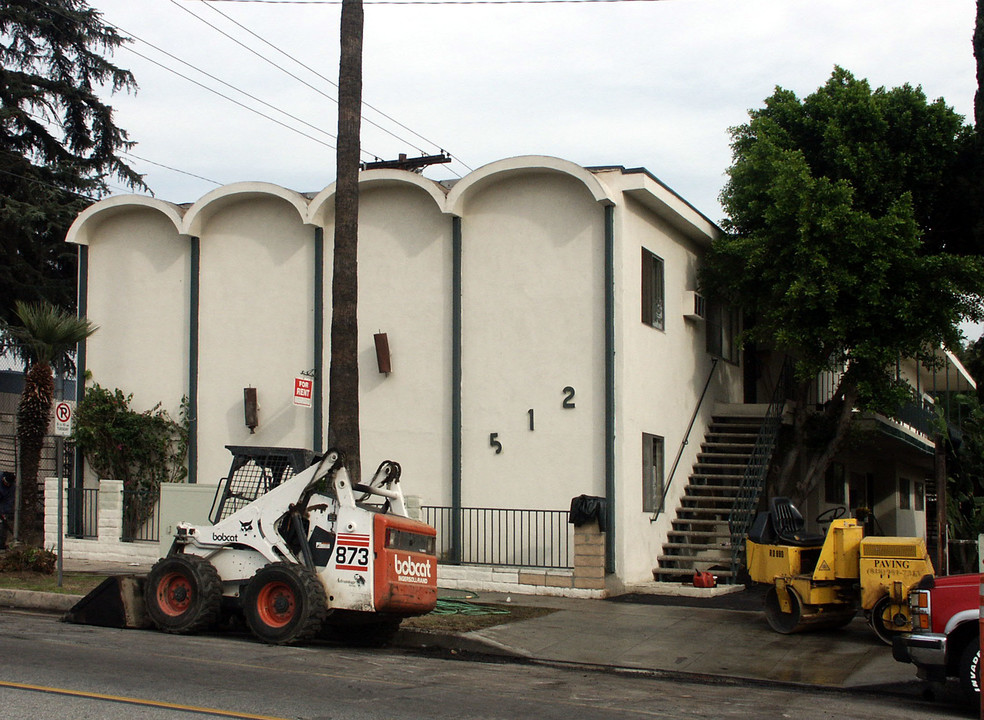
421;506;573;569
893;399;936;439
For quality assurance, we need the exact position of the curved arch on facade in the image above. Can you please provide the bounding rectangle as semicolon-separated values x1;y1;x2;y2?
306;169;449;226
446;156;616;216
182;182;311;237
66;195;186;246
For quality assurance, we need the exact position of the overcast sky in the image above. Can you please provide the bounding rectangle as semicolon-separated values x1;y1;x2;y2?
88;0;979;217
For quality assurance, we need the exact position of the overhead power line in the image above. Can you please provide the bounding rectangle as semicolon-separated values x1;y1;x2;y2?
121;153;225;187
114;22;346;148
192;0;673;4
123;45;343;153
18;109;222;193
23;0;361;175
177;0;418;153
191;0;474;170
0;147;133;199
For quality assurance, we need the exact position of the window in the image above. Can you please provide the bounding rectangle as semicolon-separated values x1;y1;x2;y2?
641;248;665;330
824;463;845;504
706;300;740;363
898;477;911;510
642;433;665;513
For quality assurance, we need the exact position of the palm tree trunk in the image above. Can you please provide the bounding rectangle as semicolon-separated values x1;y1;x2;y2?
16;361;54;540
329;0;364;483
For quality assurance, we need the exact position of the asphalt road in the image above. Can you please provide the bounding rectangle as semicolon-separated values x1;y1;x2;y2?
0;610;972;720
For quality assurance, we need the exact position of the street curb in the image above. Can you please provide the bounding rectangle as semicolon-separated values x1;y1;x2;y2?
0;588;81;613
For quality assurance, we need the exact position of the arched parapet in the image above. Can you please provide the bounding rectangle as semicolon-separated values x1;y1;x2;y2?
307;169;449;226
182;182;311;237
446;155;616;217
66;195;186;246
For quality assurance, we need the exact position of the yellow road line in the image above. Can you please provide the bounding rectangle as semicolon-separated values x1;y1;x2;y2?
0;680;290;720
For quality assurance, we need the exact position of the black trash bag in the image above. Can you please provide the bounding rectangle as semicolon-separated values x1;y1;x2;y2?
569;494;607;531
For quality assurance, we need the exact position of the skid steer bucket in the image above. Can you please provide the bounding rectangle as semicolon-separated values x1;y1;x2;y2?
63;575;152;629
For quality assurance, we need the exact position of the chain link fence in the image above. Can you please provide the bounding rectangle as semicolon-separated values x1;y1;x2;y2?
0;430;84;538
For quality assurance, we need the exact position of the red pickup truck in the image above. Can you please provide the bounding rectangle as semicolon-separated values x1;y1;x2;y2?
893;573;980;704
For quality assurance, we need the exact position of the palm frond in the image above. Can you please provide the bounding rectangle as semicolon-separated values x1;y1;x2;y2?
5;300;98;368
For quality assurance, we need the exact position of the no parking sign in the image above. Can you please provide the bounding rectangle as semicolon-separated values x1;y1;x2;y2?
53;401;75;437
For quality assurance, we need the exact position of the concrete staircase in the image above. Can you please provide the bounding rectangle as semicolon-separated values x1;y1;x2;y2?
653;408;767;584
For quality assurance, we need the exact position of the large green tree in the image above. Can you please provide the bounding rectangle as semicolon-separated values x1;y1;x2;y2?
0;0;144;322
702;67;984;501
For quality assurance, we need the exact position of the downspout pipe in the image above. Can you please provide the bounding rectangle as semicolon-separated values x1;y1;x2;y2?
604;204;616;574
314;227;325;453
451;216;462;564
188;236;200;483
73;244;89;507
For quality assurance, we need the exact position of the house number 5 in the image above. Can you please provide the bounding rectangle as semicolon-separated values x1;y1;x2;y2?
489;432;502;454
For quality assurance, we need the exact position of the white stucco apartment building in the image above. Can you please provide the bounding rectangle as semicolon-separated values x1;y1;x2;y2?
65;155;747;591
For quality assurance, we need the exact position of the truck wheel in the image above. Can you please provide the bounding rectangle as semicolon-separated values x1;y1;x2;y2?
145;554;222;634
244;563;328;645
764;586;803;634
870;596;905;645
960;636;981;705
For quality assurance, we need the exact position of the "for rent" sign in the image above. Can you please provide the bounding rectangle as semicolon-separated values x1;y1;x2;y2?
293;376;313;408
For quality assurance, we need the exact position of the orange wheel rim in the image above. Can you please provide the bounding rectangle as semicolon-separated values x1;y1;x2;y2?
157;571;193;617
256;581;296;628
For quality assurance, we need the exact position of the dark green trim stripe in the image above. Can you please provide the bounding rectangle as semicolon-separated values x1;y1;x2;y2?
604;204;616;574
451;215;462;565
74;245;88;491
188;236;200;484
314;227;325;452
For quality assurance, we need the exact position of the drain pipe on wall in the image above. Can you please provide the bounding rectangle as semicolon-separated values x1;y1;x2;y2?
604;204;616;574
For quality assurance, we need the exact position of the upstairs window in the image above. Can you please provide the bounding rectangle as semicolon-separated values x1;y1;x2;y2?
642;433;665;513
641;248;665;330
898;477;911;510
706;300;740;363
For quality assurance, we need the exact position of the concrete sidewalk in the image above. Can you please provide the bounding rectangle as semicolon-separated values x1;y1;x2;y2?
420;590;912;690
1;560;915;692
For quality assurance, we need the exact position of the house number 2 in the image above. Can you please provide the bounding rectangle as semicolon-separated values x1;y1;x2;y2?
563;386;576;409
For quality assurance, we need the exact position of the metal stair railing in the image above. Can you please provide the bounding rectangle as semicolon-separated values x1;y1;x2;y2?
651;358;719;521
727;359;793;579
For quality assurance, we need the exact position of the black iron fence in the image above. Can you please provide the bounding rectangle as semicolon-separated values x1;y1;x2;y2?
121;488;161;542
66;487;98;539
421;506;572;569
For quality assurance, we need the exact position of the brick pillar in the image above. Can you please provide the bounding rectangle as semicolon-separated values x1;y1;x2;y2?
98;479;124;541
573;520;606;590
43;478;59;548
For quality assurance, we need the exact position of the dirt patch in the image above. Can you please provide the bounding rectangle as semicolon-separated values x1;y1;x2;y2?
402;601;554;633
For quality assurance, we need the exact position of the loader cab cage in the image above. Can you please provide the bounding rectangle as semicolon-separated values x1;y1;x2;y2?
209;446;315;524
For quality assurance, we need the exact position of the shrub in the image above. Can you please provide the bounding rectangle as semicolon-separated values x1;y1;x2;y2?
0;545;56;573
72;385;189;536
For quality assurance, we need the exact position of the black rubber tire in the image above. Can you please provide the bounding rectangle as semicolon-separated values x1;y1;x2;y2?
869;596;905;645
764;586;803;634
145;554;222;634
243;562;328;645
959;635;981;707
